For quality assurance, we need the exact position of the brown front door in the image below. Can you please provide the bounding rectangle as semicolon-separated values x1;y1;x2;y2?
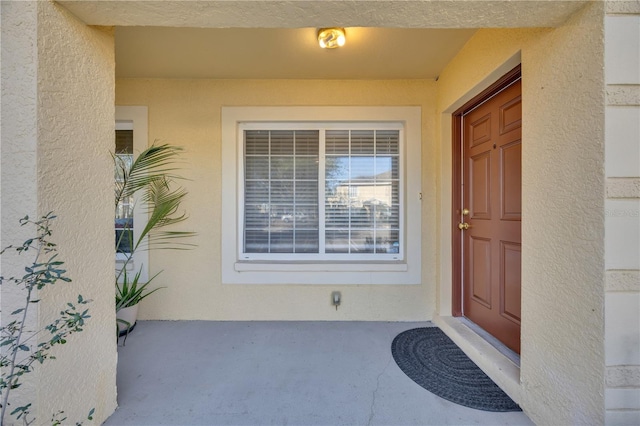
455;69;522;354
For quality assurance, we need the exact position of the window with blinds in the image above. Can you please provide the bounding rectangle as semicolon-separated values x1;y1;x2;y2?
242;125;402;260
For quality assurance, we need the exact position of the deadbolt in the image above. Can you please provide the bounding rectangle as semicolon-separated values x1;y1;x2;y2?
462;208;470;216
458;222;470;230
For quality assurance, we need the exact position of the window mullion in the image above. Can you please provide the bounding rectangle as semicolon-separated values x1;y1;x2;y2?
318;130;326;255
373;130;377;253
267;131;272;254
348;130;352;254
292;131;297;254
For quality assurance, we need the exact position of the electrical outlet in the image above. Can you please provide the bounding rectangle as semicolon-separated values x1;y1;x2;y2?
331;291;341;310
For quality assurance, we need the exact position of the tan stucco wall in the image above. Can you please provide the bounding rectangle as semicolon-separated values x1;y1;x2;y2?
436;3;605;425
1;1;116;423
115;79;437;321
2;0;625;423
1;0;41;415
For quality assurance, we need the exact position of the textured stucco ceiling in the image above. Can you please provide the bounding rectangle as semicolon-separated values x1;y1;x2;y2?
59;0;589;79
59;1;588;28
115;27;477;79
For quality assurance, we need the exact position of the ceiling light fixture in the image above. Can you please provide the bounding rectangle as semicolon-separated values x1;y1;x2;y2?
318;28;346;49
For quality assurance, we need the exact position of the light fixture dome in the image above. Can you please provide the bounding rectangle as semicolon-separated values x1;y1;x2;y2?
318;28;346;49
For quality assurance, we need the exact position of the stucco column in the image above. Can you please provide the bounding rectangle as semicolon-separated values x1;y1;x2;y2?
1;1;117;423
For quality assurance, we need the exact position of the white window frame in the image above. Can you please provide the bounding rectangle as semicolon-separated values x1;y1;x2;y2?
240;122;404;262
222;106;422;285
115;106;149;282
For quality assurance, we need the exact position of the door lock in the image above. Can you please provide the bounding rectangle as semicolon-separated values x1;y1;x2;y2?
462;208;470;216
458;222;469;230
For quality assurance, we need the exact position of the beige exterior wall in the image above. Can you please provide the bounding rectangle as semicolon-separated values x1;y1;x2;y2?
436;3;606;425
604;1;640;424
1;0;41;416
1;1;116;424
4;0;631;423
115;79;437;321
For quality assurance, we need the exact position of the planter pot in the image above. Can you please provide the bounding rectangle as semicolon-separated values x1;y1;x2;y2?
116;304;139;336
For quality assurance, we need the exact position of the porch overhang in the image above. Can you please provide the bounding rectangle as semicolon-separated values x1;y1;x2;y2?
57;0;589;29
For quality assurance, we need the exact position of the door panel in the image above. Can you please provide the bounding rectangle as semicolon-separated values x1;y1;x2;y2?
499;97;522;135
470;236;492;307
500;140;522;220
470;114;492;147
500;241;521;323
470;152;491;218
461;78;522;354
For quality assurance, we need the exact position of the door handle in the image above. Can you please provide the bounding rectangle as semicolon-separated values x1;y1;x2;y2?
458;222;469;230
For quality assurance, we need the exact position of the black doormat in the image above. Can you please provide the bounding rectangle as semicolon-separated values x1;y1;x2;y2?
391;327;521;412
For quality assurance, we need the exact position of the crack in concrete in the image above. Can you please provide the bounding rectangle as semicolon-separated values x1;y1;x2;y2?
367;356;392;426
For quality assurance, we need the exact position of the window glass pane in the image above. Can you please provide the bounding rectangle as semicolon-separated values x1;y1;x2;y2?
325;230;349;253
324;129;400;255
271;157;294;180
245;157;269;180
245;202;270;228
350;157;376;181
350;230;375;253
270;130;294;155
295;130;320;155
115;227;133;254
326;130;349;154
270;230;294;253
350;205;372;228
270;181;294;205
326;157;349;181
244;129;320;254
325;187;350;228
295;230;319;253
375;157;398;180
375;130;399;154
245;230;269;253
115;129;134;254
295;157;318;180
350;130;375;155
245;130;269;155
296;209;318;228
245;181;269;205
294;181;318;204
376;230;400;254
115;129;133;154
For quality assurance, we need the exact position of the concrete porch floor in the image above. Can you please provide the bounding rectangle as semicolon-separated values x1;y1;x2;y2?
105;321;533;426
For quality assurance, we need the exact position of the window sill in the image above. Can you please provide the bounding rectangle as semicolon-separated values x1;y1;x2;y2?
234;261;408;273
224;260;418;285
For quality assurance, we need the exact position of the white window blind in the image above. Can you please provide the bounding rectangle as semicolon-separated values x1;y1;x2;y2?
242;125;401;260
324;129;400;254
244;130;320;254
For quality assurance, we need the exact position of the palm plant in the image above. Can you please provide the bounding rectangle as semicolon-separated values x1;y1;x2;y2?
114;144;195;313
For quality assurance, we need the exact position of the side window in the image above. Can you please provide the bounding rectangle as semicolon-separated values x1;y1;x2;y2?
115;125;134;254
115;106;148;281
